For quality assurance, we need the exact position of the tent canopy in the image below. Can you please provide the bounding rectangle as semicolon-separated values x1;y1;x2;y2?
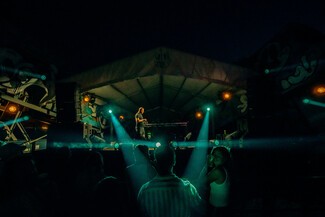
61;47;251;124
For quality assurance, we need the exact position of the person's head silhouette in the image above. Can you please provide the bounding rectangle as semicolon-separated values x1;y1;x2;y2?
153;144;176;176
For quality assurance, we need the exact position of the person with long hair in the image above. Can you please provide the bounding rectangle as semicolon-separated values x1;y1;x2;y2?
135;107;147;140
199;146;232;217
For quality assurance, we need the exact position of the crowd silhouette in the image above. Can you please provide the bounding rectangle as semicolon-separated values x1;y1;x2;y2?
1;139;325;217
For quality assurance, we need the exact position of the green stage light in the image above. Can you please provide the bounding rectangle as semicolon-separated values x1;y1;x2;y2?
183;109;210;178
171;141;178;148
303;99;325;108
0;116;30;128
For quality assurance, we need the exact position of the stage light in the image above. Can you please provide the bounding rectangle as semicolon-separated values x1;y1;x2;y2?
40;124;49;131
312;84;325;97
119;115;124;120
302;98;325;108
207;107;210;111
171;141;178;148
83;94;91;102
155;142;161;148
83;93;95;103
221;91;233;101
209;139;220;146
0;116;29;128
7;104;18;114
195;111;203;119
114;143;120;149
109;109;112;114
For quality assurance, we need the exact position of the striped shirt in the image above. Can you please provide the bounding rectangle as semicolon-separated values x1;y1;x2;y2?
137;174;202;217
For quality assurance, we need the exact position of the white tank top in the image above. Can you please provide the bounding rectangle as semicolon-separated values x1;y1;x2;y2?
209;168;230;207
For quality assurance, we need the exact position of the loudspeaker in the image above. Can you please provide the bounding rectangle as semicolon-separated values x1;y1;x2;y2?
55;82;81;123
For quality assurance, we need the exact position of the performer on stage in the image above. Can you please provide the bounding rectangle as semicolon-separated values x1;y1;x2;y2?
135;107;147;140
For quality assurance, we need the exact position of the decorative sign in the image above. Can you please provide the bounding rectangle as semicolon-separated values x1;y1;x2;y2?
281;55;318;92
154;48;171;69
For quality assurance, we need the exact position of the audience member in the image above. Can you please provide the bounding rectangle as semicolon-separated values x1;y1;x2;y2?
126;145;156;195
72;151;109;216
125;144;156;216
72;150;128;217
0;143;59;217
1;143;24;191
90;176;128;217
0;142;26;162
46;146;73;216
198;146;232;217
74;151;107;196
137;143;204;217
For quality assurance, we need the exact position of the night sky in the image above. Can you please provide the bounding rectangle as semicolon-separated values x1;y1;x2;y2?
1;0;324;78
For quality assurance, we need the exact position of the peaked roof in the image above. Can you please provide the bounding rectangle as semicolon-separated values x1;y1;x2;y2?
60;47;251;124
63;47;250;89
